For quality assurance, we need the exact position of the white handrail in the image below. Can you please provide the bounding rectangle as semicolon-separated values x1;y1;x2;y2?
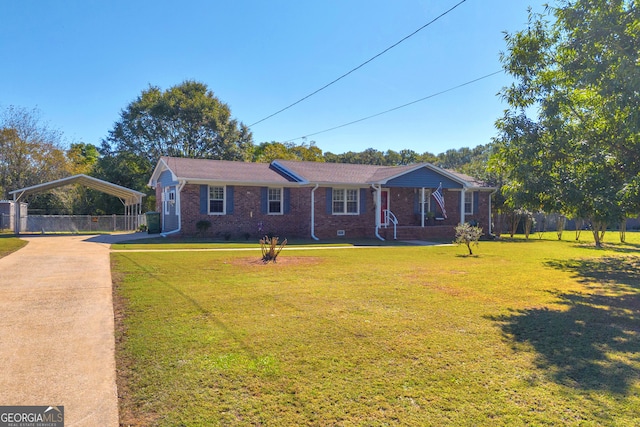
384;209;398;240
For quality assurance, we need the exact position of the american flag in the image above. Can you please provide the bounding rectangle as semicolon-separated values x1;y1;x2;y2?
432;183;447;218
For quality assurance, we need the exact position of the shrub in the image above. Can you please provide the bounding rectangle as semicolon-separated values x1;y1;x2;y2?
455;223;483;255
260;236;287;263
196;220;211;234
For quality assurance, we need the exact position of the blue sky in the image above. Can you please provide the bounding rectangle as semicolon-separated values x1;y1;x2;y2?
0;0;548;155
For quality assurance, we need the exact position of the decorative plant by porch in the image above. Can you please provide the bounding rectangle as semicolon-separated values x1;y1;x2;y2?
455;223;483;256
260;236;287;263
426;211;435;225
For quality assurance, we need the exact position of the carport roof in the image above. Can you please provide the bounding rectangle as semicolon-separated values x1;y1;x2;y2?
9;174;146;205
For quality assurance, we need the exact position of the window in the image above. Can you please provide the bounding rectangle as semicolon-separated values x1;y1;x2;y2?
209;186;225;214
268;188;282;214
464;191;474;215
163;188;175;214
422;189;431;213
333;188;359;214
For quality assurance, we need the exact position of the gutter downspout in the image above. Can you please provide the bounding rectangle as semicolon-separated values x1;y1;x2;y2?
310;184;320;241
161;180;186;237
460;187;466;225
371;184;385;241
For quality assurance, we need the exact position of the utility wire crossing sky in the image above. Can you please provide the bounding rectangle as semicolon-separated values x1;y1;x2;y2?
249;0;468;128
0;0;549;154
284;69;503;143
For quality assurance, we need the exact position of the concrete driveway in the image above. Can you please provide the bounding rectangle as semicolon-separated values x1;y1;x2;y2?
0;235;124;427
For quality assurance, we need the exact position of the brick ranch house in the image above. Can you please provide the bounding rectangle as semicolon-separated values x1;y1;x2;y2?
149;156;496;241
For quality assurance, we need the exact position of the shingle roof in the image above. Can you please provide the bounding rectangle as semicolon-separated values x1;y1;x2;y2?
274;160;419;184
159;156;293;184
443;169;488;188
154;157;492;189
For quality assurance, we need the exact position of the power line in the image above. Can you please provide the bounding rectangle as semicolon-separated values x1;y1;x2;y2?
283;70;504;142
249;0;468;127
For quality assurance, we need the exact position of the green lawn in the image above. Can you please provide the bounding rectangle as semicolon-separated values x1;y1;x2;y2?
113;233;640;426
112;237;406;251
0;234;27;259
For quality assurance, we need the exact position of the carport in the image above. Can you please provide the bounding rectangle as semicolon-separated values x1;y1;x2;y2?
9;174;145;234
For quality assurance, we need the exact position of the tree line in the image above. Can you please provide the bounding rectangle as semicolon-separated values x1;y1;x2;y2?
0;83;493;215
2;0;637;247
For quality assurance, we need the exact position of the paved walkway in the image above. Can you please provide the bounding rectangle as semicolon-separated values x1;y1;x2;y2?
0;235;120;427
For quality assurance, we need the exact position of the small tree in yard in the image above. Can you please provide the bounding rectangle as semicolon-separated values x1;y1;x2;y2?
260;236;287;263
455;223;483;256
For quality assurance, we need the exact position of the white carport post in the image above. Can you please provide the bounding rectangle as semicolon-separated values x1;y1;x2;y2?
120;198;128;231
12;191;24;234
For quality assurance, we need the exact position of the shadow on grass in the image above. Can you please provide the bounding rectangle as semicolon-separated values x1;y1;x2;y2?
546;256;640;288
573;242;640;254
490;256;640;394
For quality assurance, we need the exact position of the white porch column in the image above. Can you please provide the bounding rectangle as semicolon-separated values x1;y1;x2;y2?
460;188;466;225
421;187;425;227
371;184;385;241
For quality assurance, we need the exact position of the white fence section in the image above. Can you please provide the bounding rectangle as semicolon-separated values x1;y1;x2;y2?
26;215;143;233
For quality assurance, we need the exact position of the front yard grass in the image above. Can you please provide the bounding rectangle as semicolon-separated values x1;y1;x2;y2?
111;237;409;251
113;234;640;426
0;234;27;259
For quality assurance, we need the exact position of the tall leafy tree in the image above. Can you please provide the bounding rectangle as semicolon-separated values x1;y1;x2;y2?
96;80;253;212
252;141;324;163
493;0;639;246
64;143;102;214
67;143;99;175
103;80;253;168
0;106;68;200
91;148;156;214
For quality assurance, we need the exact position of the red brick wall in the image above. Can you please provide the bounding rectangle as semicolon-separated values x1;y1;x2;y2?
176;184;493;240
383;188;462;227
463;191;492;236
155;184;162;212
178;185;380;240
381;188;493;239
180;184;312;239
312;187;378;239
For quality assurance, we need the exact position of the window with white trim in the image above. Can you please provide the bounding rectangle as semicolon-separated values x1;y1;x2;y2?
163;188;175;214
209;186;225;214
464;191;474;215
333;188;359;214
268;188;282;214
